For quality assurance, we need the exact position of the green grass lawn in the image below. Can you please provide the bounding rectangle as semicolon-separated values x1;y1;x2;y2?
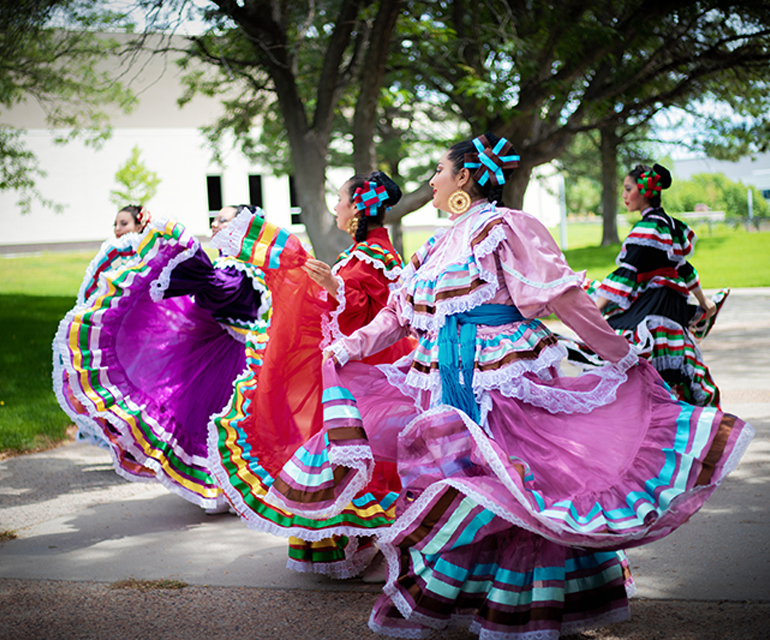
0;252;93;454
0;223;768;455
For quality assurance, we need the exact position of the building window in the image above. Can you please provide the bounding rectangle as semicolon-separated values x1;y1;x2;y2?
762;189;770;200
289;175;302;225
207;175;223;212
248;174;263;208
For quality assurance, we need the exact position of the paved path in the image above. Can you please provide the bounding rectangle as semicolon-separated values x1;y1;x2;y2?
1;289;769;638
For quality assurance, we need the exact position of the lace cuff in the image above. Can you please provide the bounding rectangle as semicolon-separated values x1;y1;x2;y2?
329;341;351;367
613;344;640;373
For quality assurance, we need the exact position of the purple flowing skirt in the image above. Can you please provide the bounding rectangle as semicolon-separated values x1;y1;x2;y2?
53;220;264;509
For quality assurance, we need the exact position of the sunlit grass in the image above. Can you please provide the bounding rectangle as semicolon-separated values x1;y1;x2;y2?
0;295;76;453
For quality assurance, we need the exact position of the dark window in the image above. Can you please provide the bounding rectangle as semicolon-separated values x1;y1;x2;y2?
289;175;302;225
762;189;770;200
248;174;263;208
207;175;223;212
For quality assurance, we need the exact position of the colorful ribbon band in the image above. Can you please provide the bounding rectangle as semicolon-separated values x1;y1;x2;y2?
464;135;520;187
353;182;388;217
637;170;662;199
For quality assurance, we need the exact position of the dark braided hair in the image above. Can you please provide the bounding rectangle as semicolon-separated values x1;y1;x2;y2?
447;132;515;207
627;163;672;208
228;204;265;219
346;171;402;244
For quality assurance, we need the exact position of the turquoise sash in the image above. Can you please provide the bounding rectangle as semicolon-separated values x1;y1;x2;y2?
438;303;525;422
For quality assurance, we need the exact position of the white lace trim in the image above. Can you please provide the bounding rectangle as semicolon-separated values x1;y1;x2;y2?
472;220;506;260
400;282;500;334
715;420;755;485
262;445;374;520
285;536;378;579
399;341;624;416
54;303;220;478
76;235;138;306
492;364;627;414
333;248;403;281
623;210;694;267
145;217;201;302
206;396;392;541
368;613;431;639
214;258;272;321
210;209;255;256
378;407;642;550
51;323;110;448
149;243;200;302
377;361;425;412
320;274;346;348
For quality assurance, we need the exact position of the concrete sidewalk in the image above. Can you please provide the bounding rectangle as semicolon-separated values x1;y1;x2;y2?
1;289;769;638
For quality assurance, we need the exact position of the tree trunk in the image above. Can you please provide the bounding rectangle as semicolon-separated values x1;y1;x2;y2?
352;0;402;173
289;133;349;263
503;165;533;210
389;220;404;256
386;182;433;222
600;125;620;246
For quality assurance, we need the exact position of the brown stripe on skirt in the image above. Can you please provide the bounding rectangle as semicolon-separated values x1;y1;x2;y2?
695;413;736;486
272;464;353;504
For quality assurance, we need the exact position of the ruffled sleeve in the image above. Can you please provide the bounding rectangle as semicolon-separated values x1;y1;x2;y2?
597;211;699;306
475;209;585;318
328;257;395;336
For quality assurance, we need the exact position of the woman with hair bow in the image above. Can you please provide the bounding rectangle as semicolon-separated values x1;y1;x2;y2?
53;204;270;512
221;134;754;638
208;171;415;578
576;163;728;408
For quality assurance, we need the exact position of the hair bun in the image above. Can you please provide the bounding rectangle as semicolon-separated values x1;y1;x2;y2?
368;170;402;208
653;163;672;189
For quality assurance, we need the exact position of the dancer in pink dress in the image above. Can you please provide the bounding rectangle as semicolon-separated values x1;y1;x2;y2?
214;134;753;638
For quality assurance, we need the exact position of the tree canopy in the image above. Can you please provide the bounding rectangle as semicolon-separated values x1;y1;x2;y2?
6;0;770;254
0;0;135;212
392;0;770;212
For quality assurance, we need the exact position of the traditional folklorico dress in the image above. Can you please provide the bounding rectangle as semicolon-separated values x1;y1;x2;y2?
53;217;269;510
569;206;728;408
234;201;753;639
208;214;414;578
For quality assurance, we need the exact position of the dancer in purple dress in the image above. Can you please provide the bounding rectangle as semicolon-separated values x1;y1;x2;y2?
53;205;269;511
214;134;754;638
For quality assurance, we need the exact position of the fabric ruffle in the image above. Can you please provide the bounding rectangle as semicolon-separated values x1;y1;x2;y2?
597;209;699;310
620;209;696;266
567;285;729;408
263;356;752;637
75;233;141;306
207;212;408;577
52;218;264;510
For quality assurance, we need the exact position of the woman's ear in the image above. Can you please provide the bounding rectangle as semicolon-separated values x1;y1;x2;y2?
457;167;472;189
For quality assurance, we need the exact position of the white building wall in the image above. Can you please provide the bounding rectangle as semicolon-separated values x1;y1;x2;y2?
0;127;297;247
0;29;562;248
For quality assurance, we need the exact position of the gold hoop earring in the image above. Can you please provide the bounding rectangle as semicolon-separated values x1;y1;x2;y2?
346;216;359;235
448;190;471;215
